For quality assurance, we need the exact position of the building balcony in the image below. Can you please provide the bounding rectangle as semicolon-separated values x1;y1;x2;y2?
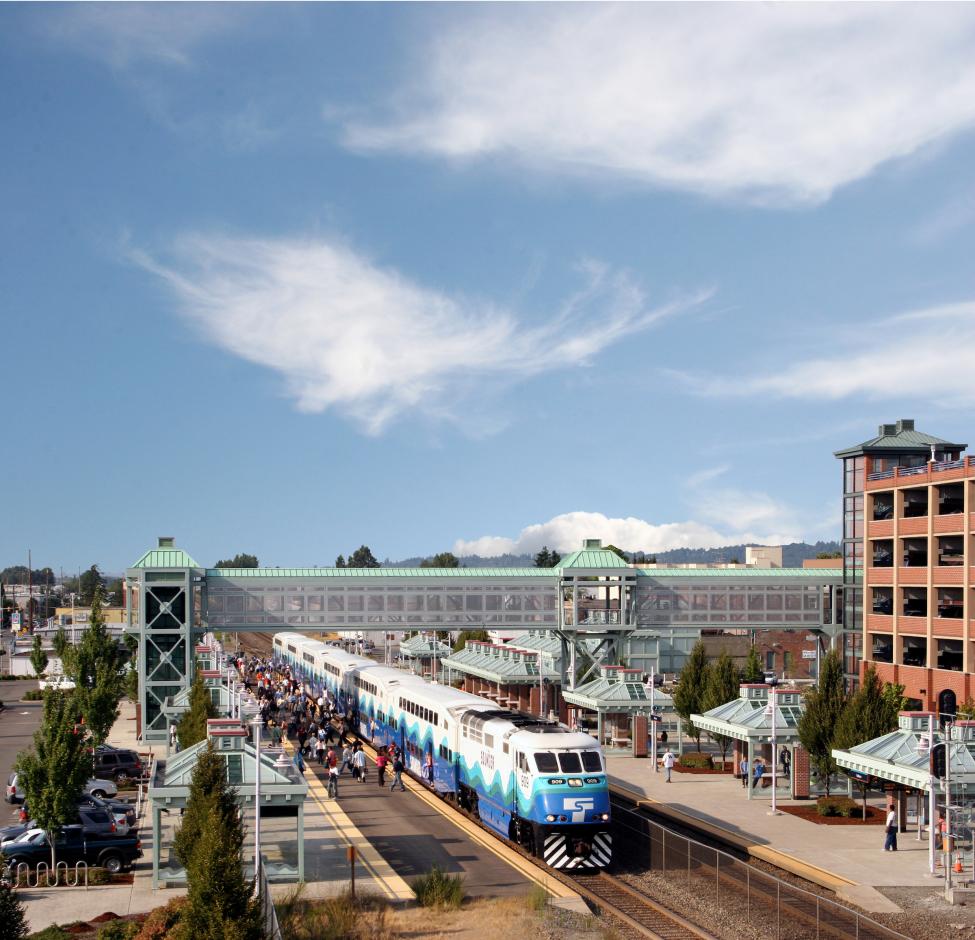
866;456;974;490
933;513;965;534
898;567;929;586
899;515;929;536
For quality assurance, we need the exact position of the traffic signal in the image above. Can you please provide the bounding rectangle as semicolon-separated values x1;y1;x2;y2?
931;742;947;779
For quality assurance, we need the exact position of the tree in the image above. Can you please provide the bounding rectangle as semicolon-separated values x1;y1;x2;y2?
176;742;262;940
65;588;126;746
452;629;490;653
701;653;740;765
0;882;29;940
882;680;908;716
52;627;70;664
214;554;259;569
816;551;843;559
796;649;847;796
604;544;627;560
335;554;346;568
29;634;48;678
105;577;124;604
834;666;901;818
78;565;105;606
347;545;380;568
421;552;460;568
673;641;709;749
177;674;218;750
15;690;89;870
742;646;764;683
534;546;561;567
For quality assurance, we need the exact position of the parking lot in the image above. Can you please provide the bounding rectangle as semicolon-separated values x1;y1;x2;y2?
0;679;45;815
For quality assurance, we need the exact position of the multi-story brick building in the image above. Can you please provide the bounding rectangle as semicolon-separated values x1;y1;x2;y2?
838;420;972;713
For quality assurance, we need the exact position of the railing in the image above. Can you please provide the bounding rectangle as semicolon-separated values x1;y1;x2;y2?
868;457;971;482
257;858;283;940
615;809;911;940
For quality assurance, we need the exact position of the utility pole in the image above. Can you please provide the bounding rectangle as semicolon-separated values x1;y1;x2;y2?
27;549;32;632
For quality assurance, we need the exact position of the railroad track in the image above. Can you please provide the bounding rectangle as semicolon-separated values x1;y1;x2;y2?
567;871;714;940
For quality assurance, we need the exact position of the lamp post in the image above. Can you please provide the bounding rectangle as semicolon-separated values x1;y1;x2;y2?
766;676;781;815
251;717;262;896
650;668;658;773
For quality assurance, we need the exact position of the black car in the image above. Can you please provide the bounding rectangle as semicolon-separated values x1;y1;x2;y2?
1;808;117;845
78;794;137;833
91;748;143;783
2;825;142;874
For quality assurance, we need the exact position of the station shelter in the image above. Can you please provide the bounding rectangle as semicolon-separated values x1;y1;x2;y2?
442;632;566;719
692;684;810;799
148;719;308;888
561;665;673;756
398;633;453;677
833;713;975;856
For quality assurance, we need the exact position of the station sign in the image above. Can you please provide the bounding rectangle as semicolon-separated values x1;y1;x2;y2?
801;650;817;660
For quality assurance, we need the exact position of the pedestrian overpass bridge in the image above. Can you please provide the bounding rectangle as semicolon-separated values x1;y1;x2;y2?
126;537;842;741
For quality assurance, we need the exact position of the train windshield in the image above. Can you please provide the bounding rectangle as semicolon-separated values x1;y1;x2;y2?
558;752;582;773
581;751;602;772
534;753;558;772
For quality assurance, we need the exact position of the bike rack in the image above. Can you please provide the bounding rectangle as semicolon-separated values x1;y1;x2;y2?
7;861;88;889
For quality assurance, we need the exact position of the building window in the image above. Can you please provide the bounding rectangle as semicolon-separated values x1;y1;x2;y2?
902;537;928;567
765;650;775;671
902;636;927;667
937;639;963;672
872;540;893;568
937;588;963;619
871;633;893;663
871;493;894;521
902;488;928;518
902;588;927;618
937;536;964;567
937;483;964;516
872;588;893;615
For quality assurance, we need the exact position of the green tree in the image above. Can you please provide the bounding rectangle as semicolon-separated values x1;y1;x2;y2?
421;552;461;568
815;551;843;559
742;646;764;683
534;546;561;567
175;743;262;940
347;545;381;568
700;652;740;765
452;629;490;653
796;649;847;796
881;680;908;715
78;565;105;606
335;554;346;568
673;641;709;749
0;882;29;940
52;627;70;664
604;544;627;560
177;674;218;750
15;690;89;870
834;666;901;818
105;577;125;604
214;553;259;569
65;589;126;746
29;634;48;678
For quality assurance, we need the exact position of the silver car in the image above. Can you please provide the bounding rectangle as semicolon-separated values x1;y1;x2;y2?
5;771;118;804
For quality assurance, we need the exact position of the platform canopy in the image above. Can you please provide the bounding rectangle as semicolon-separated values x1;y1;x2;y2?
832;713;975;792
399;634;453;660
691;684;805;744
562;665;669;715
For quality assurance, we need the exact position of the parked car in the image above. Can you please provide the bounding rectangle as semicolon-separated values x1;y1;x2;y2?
1;825;142;874
78;794;136;834
2;807;120;844
5;772;118;804
38;674;76;691
91;747;143;783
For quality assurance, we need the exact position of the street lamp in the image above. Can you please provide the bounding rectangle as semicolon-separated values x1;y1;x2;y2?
251;716;263;896
765;676;781;816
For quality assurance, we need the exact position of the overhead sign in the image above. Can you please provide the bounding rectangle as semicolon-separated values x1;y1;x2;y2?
801;650;817;660
10;613;21;630
650;714;662;723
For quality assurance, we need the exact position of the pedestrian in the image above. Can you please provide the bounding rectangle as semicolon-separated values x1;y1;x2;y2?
392;753;406;791
376;749;388;788
169;724;178;751
884;805;898;851
424;750;434;784
739;757;749;788
294;750;306;776
752;758;764;790
660;729;668;747
780;746;791;776
316;737;326;765
662;748;675;783
353;747;367;783
341;744;353;776
327;748;339;798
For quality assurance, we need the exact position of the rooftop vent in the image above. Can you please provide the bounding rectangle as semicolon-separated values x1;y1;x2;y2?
158;536;175;548
584;538;603;549
897;419;915;433
880;424;897;436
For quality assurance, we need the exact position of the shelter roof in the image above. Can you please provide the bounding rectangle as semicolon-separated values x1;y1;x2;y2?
691;685;805;742
562;666;671;713
834;420;964;458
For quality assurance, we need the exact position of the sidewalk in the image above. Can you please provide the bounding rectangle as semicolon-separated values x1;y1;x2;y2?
608;755;939;914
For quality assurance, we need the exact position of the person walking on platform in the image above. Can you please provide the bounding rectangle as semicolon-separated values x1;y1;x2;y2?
327;748;340;798
662;748;675;783
315;736;326;765
376;749;388;788
392;753;406;791
780;746;791;777
752;757;764;790
353;747;366;783
884;806;898;851
294;750;306;776
341;744;353;776
740;757;749;788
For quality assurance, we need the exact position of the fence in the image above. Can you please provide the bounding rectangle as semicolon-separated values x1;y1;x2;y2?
257;858;283;940
615;807;912;940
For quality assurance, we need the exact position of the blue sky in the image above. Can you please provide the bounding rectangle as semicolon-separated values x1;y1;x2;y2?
3;3;975;573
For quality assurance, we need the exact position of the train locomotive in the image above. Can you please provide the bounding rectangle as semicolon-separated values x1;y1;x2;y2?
272;632;612;869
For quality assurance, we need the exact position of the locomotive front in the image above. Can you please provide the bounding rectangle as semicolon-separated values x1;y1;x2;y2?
514;731;612;869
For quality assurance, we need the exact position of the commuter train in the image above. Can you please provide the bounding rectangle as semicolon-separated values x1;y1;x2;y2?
272;632;611;868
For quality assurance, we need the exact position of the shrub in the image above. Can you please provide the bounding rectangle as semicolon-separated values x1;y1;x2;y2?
817;796;858;817
525;885;549;912
276;888;389;940
412;865;465;909
677;752;714;769
0;882;29;940
132;898;187;940
97;921;140;940
88;867;111;886
27;928;71;940
22;689;44;701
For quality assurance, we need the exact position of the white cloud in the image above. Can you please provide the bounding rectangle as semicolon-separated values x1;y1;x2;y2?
43;3;243;68
344;4;975;205
676;300;975;405
135;234;707;433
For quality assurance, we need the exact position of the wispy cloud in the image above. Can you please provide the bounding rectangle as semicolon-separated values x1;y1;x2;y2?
42;2;244;68
674;300;975;405
134;234;709;434
344;4;975;206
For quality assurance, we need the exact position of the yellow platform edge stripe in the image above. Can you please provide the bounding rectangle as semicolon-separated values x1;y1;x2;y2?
609;782;857;891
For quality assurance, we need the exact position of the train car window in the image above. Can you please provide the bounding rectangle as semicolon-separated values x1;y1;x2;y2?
484;734;494;748
558;752;582;773
502;743;509;754
581;751;602;772
534;752;558;773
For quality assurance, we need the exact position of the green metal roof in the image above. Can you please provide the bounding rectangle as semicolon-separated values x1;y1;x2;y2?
557;548;630;570
132;547;200;569
205;566;551;578
834;420;964;458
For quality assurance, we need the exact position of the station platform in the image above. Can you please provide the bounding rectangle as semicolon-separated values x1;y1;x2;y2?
607;754;941;914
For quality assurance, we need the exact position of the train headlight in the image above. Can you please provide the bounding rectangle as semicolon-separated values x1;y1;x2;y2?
548;778;565;785
600;813;610;821
568;778;583;787
559;815;567;821
546;814;556;822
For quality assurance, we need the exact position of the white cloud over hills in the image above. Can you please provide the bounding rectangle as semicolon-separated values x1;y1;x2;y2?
136;234;707;434
345;4;975;205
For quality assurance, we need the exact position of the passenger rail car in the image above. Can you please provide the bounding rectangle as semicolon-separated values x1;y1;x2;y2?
272;634;611;869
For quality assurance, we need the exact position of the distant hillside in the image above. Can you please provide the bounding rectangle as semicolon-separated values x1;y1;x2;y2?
389;541;841;569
